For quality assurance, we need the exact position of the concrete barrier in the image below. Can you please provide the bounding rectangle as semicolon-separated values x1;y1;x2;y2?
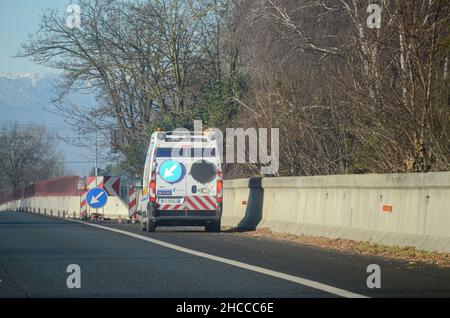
222;172;450;253
2;172;449;252
0;195;128;219
222;178;264;231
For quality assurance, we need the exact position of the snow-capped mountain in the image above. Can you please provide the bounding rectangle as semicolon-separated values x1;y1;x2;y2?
0;72;96;125
0;72;99;175
0;73;55;121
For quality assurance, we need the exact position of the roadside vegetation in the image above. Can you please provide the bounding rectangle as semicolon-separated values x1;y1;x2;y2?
0;122;64;196
19;0;450;178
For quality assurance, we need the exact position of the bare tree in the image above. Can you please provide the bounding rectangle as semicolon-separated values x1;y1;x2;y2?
18;0;449;177
230;0;450;176
0;122;64;195
19;0;235;174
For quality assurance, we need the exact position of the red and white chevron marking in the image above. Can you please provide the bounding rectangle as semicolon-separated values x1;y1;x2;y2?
158;196;217;211
129;188;137;217
87;176;120;197
104;176;120;196
80;190;88;217
185;196;217;210
159;202;185;211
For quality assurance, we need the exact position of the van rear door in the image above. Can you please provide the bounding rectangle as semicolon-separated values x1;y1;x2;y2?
155;147;219;211
185;148;219;211
155;148;187;210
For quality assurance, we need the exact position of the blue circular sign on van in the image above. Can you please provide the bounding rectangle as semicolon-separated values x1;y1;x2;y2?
159;160;185;184
87;188;108;209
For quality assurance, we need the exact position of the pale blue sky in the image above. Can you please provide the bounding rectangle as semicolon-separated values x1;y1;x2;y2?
0;0;73;74
0;1;101;175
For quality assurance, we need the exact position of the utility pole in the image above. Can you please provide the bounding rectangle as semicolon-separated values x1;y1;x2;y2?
88;111;99;221
94;112;98;187
95;112;99;220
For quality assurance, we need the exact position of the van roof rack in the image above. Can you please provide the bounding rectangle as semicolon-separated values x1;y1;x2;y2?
167;131;203;135
159;131;210;142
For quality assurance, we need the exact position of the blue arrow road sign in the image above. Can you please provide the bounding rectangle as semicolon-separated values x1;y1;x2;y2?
87;187;108;209
159;160;185;184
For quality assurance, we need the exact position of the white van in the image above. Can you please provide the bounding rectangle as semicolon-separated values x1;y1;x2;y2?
139;130;223;232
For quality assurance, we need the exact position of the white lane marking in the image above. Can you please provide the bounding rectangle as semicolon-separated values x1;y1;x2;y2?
66;219;369;298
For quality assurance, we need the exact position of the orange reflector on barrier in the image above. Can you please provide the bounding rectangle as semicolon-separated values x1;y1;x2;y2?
382;205;393;213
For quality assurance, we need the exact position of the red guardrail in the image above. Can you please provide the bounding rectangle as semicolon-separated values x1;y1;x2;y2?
0;176;80;205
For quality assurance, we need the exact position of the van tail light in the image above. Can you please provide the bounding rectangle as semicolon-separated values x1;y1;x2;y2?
216;179;223;203
150;180;156;202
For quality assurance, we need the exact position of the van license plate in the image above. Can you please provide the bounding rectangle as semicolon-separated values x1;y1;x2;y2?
159;198;183;204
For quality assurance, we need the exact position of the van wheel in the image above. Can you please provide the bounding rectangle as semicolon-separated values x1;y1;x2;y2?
205;221;221;233
145;205;156;232
147;219;156;232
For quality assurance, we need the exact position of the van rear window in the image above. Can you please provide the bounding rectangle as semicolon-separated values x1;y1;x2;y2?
156;148;216;158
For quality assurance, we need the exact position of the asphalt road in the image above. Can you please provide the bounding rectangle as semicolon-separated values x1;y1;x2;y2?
1;211;449;298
